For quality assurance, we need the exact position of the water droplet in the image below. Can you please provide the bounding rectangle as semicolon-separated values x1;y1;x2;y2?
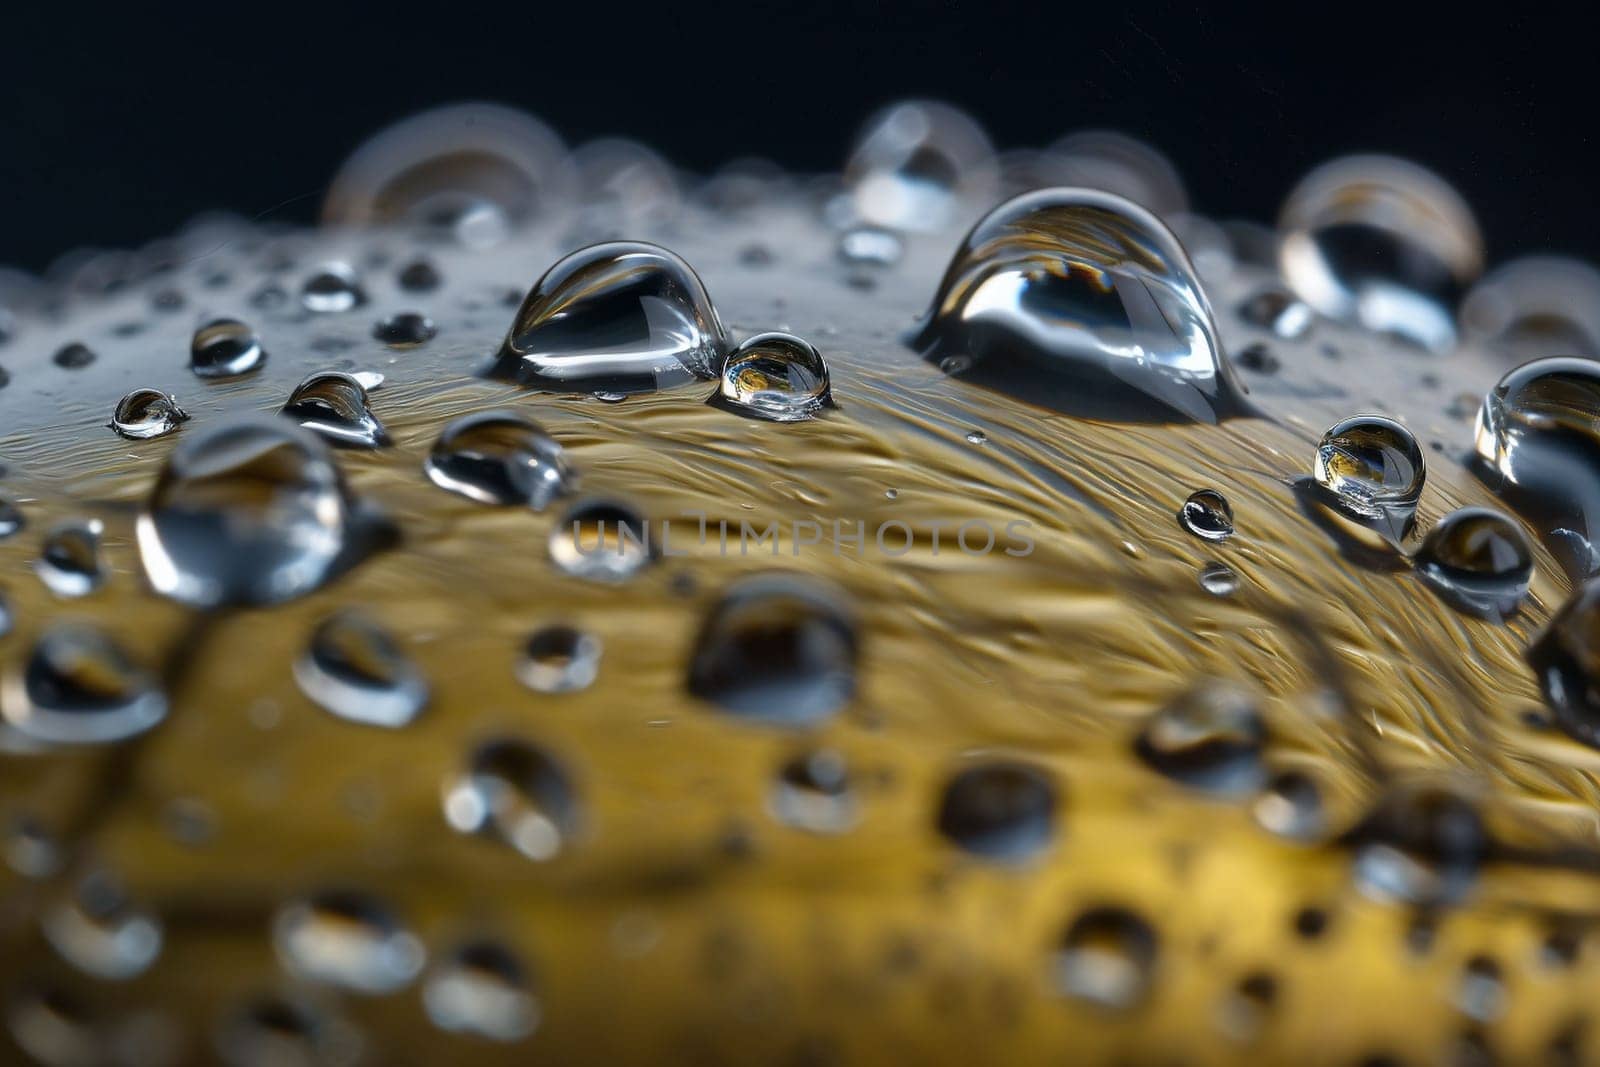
190;318;266;378
1135;681;1266;793
6;985;102;1067
52;342;95;370
0;498;23;539
372;311;436;348
301;264;367;313
935;761;1056;861
1238;287;1314;340
423;940;539;1042
1461;256;1600;360
35;519;106;597
425;410;575;508
769;749;857;834
486;242;727;395
214;993;359;1067
964;429;988;445
1197;561;1239;596
1313;414;1424;534
442;738;579;862
549;498;653;583
1044;130;1189;217
911;188;1248;423
1051;907;1158;1009
1279;155;1482;351
397;259;441;292
273;890;424;994
1234;342;1280;375
712;332;831;422
837;226;904;266
686;574;857;726
1456;956;1505;1023
137;415;382;608
1351;785;1485;906
294;612;427;729
844;100;997;232
1526;580;1600;748
0;625;167;744
572;138;683;232
516;625;601;694
4;814;61;878
1178;489;1234;541
1252;771;1325;841
42;872;162;980
110;389;189;440
281;371;389;449
1414;507;1532;619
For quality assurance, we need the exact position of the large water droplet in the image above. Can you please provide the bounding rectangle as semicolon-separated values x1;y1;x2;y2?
516;625;601;694
137;415;383;608
686;574;857;726
1051;907;1158;1009
935;761;1057;861
1313;414;1424;536
110;389;188;440
910;188;1248;423
1178;489;1234;541
1;625;167;744
1350;785;1486;906
301;264;367;313
281;371;389;449
486;241;727;395
572;138;683;233
1414;507;1532;619
34;519;106;597
274;891;424;994
1279;155;1482;351
548;499;653;583
190;318;266;379
42;872;162;980
442;738;579;862
424;411;575;508
1135;681;1266;793
712;332;831;422
423;940;539;1042
769;749;857;834
843;100;997;232
1461;256;1600;361
293;612;427;729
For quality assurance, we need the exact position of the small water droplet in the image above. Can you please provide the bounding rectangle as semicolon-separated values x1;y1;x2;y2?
1135;681;1265;793
372;311;436;348
42;871;162;980
281;371;389;449
964;429;988;445
52;342;95;370
1197;561;1239;596
425;410;575;508
397;259;441;292
35;519;106;597
517;625;601;694
273;890;424;994
423;940;539;1042
1234;342;1280;374
1313;414;1424;533
837;226;904;266
1456;956;1505;1023
844;100;997;232
110;389;188;440
0;624;167;744
294;612;427;729
936;761;1056;861
1414;507;1532;619
712;332;831;422
1238;287;1314;339
0;498;24;539
549;498;653;583
442;738;579;862
1178;489;1235;541
4;814;60;878
1253;771;1325;841
769;749;857;834
1351;785;1485;906
190;318;266;379
1051;907;1158;1009
301;264;367;313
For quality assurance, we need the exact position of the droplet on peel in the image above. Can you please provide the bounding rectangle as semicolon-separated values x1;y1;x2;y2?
273;891;424;994
372;312;436;348
712;332;831;422
294;612;427;729
1414;507;1532;619
911;188;1248;423
34;520;106;598
517;625;601;694
1279;155;1482;351
190;318;266;378
42;872;162;980
1051;907;1158;1010
686;574;857;726
425;410;574;508
1135;681;1266;793
935;761;1056;861
1253;771;1325;841
1;625;167;745
1313;414;1424;535
1461;256;1600;360
281;371;389;449
844;100;997;232
1178;489;1234;541
301;264;367;313
110;389;188;440
442;738;578;862
549;499;652;583
214;993;357;1067
1527;580;1600;748
1197;561;1239;596
486;241;727;395
424;940;540;1042
769;749;857;834
1350;785;1485;906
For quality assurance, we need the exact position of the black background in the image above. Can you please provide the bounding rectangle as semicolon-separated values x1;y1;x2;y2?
0;5;1591;274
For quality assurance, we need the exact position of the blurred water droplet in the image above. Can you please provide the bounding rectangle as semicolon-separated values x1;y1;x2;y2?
687;574;857;726
1279;156;1482;351
372;311;436;348
34;519;106;597
549;499;652;583
844;100;997;232
52;342;95;370
425;410;574;508
517;625;601;694
397;259;441;292
273;891;424;994
1135;681;1266;793
0;498;23;539
43;872;162;980
1051;907;1158;1009
1461;256;1600;360
1045;130;1188;217
573;138;682;232
487;242;726;394
712;332;831;422
1197;561;1239;596
190;318;266;378
1313;415;1424;534
1414;507;1531;619
1238;287;1314;340
936;761;1056;861
301;264;367;313
294;612;427;729
281;371;389;449
912;188;1247;423
1;624;166;744
1527;580;1600;748
442;738;578;862
837;226;904;266
769;749;857;834
1351;785;1485;905
423;940;539;1042
215;993;360;1067
110;388;188;440
1456;956;1505;1023
1178;489;1234;541
1253;771;1325;841
4;814;60;878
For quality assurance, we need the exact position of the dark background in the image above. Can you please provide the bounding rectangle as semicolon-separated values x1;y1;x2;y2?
0;5;1591;274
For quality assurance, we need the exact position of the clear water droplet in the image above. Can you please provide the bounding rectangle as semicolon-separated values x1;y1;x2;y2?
516;625;601;694
110;389;188;440
769;749;857;834
301;264;367;313
423;940;539;1042
273;890;424;994
549;498;653;583
1414;506;1532;619
424;410;575;508
935;761;1056;861
1178;489;1235;541
1135;681;1266;792
0;625;167;744
1197;561;1239;596
281;371;389;449
712;332;831;422
52;342;95;370
372;312;436;348
1051;907;1158;1009
487;242;727;395
912;188;1248;423
293;611;427;729
190;318;266;378
844;100;997;232
1313;414;1424;532
34;519;106;597
42;871;162;980
686;574;857;725
442;738;578;862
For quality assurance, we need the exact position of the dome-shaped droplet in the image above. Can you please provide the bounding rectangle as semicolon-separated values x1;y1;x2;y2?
1279;156;1483;351
1461;256;1600;361
273;890;424;994
548;498;653;583
42;872;162;980
1135;681;1266;793
294;612;427;729
486;242;727;395
935;761;1057;861
516;625;601;694
52;342;95;370
1051;907;1158;1010
442;738;579;862
769;749;857;834
190;318;266;378
1350;785;1486;906
109;388;188;440
397;259;441;292
1313;414;1424;532
423;940;540;1042
424;411;575;509
137;415;380;608
843;100;997;233
372;312;436;348
1043;130;1189;218
910;188;1248;423
281;371;389;449
1197;560;1239;596
1252;771;1325;842
34;519;106;597
712;332;831;422
1414;507;1532;619
686;574;857;726
1527;580;1600;748
1178;489;1234;541
300;264;367;313
1238;287;1314;340
0;625;167;744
